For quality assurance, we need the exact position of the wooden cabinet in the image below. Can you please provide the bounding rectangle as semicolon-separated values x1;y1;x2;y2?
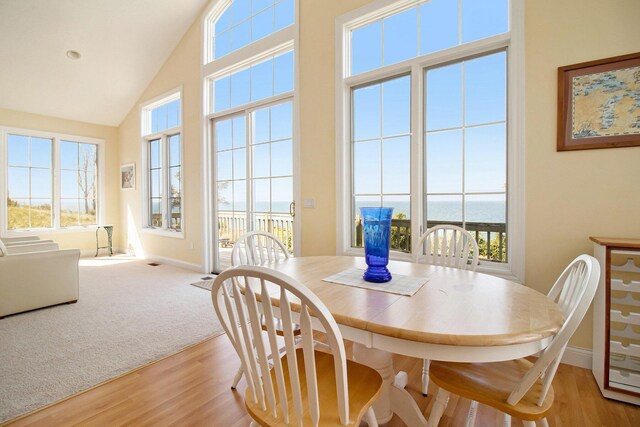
591;237;640;405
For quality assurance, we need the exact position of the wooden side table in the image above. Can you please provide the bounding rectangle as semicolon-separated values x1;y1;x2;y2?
95;225;114;257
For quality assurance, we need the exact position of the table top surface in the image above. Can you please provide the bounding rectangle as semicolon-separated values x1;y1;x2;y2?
262;256;563;347
590;236;640;249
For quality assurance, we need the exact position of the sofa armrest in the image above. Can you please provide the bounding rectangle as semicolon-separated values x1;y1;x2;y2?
5;242;60;254
0;249;81;317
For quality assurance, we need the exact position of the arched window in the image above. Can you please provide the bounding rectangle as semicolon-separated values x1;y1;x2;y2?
207;0;294;62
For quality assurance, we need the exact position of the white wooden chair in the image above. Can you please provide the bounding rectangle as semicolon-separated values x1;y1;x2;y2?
229;231;294;389
231;231;290;266
415;224;479;270
211;265;382;426
426;254;600;427
414;224;479;395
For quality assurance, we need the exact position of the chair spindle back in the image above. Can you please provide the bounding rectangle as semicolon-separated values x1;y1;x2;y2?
231;231;290;266
415;225;479;271
507;255;600;407
212;266;349;425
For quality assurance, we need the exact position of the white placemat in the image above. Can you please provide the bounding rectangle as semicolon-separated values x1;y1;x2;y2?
322;267;428;296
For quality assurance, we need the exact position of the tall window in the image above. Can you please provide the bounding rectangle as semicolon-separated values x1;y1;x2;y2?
352;75;411;250
338;0;522;276
141;92;182;233
60;141;98;227
425;53;507;258
7;134;52;229
204;0;297;272
2;129;102;232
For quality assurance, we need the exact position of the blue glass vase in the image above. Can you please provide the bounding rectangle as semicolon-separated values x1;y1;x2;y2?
360;207;393;283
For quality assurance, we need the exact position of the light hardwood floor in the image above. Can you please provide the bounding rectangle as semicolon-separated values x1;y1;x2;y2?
3;334;640;427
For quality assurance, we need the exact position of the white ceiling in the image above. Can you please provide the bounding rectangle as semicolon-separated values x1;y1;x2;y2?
0;0;210;127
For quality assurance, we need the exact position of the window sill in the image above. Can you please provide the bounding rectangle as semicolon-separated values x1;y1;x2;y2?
141;227;184;239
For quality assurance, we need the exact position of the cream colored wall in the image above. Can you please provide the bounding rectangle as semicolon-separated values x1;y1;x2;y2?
0;108;120;253
298;0;372;256
525;0;640;349
117;14;203;268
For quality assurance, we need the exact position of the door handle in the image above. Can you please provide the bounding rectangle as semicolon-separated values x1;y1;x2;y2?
289;201;295;218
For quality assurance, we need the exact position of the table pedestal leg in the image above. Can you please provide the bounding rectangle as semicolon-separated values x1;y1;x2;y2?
352;343;427;426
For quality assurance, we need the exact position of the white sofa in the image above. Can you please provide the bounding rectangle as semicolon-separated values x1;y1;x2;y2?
1;236;55;247
1;235;41;244
0;240;81;318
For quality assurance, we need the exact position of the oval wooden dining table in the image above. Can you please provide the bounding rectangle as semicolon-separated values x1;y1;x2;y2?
256;256;564;426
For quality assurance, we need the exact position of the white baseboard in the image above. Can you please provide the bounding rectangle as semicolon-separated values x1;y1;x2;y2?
81;247;125;257
81;248;204;273
562;346;592;369
143;253;204;273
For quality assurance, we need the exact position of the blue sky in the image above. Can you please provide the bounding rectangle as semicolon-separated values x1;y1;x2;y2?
214;50;293;113
214;0;294;59
351;0;507;75
216;101;293;212
212;0;509;222
352;51;507;222
8;136;97;208
350;0;508;223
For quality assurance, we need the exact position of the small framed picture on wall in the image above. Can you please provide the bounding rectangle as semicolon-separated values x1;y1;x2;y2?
120;163;135;190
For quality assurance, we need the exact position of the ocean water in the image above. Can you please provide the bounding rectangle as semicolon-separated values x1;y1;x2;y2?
220;200;505;224
354;200;505;223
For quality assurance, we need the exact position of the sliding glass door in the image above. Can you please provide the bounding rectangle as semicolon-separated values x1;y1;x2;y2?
213;99;294;272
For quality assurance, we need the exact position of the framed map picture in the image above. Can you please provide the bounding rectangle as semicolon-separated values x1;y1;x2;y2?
558;52;640;151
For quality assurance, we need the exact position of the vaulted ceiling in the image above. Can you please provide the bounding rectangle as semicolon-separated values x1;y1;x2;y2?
0;0;210;127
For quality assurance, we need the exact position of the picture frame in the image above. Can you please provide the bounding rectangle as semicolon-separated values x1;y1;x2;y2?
120;163;135;190
557;52;640;151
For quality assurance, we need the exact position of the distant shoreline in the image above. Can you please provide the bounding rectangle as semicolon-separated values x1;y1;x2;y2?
217;200;506;224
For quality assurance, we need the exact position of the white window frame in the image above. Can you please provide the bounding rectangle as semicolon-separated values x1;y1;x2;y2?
140;87;184;238
335;0;525;282
201;0;300;274
0;126;106;236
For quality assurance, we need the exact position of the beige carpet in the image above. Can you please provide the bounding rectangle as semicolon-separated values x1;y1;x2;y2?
0;256;224;423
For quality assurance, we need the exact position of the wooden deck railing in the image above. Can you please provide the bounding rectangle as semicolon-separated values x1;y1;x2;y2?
217;212;506;262
354;219;507;262
151;213;182;231
218;211;294;252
